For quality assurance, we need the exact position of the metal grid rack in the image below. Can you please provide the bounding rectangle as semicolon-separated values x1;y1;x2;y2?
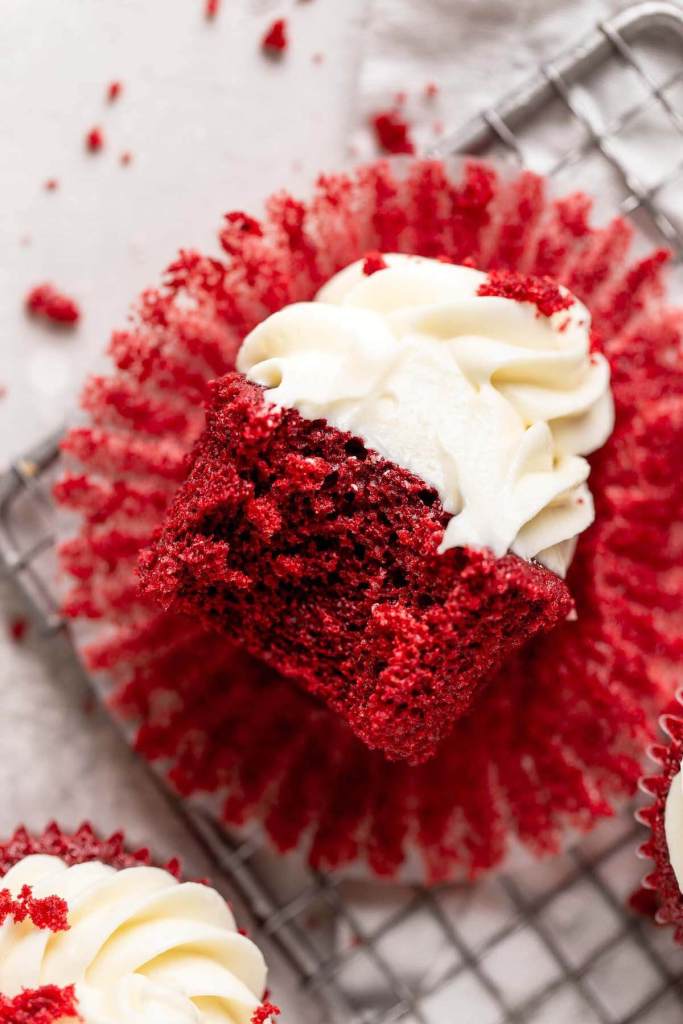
2;4;683;1021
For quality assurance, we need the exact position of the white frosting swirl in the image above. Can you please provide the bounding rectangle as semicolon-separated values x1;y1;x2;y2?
237;254;614;576
665;761;683;893
0;855;267;1024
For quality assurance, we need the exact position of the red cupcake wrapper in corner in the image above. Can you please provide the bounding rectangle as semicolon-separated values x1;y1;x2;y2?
0;823;159;1023
634;689;683;944
54;157;683;882
0;823;277;1023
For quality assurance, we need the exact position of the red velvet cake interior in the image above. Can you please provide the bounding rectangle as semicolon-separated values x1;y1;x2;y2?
140;372;573;763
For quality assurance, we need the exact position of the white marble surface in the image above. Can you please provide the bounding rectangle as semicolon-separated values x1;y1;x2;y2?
0;1;640;1020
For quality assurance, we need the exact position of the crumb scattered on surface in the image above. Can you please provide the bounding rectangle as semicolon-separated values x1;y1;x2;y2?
44;178;59;192
425;81;439;99
26;283;81;326
120;150;133;166
262;18;288;54
205;0;221;17
85;126;104;153
370;109;415;154
312;52;324;64
107;81;122;102
7;617;28;643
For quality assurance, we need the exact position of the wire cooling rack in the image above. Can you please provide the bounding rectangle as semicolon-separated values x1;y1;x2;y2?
3;3;683;1022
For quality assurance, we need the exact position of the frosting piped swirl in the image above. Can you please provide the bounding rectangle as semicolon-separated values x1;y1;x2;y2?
238;254;614;576
0;855;266;1024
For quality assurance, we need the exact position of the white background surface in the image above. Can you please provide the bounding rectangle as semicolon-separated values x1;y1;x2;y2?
0;1;644;1019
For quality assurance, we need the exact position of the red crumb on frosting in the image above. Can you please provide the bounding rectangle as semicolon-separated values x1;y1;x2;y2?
371;109;415;155
425;81;439;99
205;0;221;17
85;126;104;153
7;616;27;642
44;178;59;192
25;284;80;326
477;269;573;318
362;251;388;275
106;81;122;102
251;1003;281;1024
120;150;133;166
0;985;80;1023
139;373;573;764
0;885;69;932
262;18;288;54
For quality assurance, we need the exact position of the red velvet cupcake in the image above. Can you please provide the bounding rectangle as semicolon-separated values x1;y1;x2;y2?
0;823;276;1023
138;251;611;764
55;159;683;881
635;694;683;943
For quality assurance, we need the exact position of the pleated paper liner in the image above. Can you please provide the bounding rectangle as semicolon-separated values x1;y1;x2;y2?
54;157;683;884
634;689;683;945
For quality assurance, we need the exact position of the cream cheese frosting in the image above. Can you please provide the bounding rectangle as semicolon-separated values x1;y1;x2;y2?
237;253;614;576
665;761;683;893
0;855;266;1024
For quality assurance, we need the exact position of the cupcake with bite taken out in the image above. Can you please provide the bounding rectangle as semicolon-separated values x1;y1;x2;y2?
0;823;277;1024
55;158;683;882
139;252;613;765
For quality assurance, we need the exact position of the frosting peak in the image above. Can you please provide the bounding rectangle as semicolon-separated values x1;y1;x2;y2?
0;855;266;1024
237;254;614;576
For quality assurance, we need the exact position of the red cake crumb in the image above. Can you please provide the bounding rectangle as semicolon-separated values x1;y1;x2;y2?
120;150;133;167
262;18;288;54
7;616;27;642
425;81;439;100
26;284;80;326
106;80;122;102
44;178;58;192
362;251;388;275
205;0;221;17
85;126;104;153
251;1002;280;1024
0;885;69;932
0;985;80;1023
371;109;415;155
54;158;683;881
140;373;573;764
477;268;573;318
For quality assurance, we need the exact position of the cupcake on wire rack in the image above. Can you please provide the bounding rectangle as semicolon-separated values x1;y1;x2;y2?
0;823;277;1023
55;157;683;882
635;692;683;943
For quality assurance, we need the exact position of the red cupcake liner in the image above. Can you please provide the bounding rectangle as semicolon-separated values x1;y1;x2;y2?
0;823;277;1023
634;690;683;943
54;157;683;882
